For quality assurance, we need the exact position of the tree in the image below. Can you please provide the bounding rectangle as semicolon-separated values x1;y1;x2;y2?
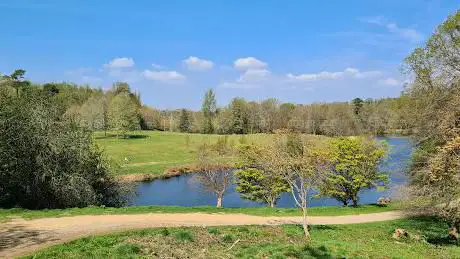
79;95;109;132
230;97;248;134
235;168;290;207
108;93;140;137
2;69;30;96
257;134;330;239
404;10;460;237
0;94;130;209
414;137;460;239
195;144;233;208
179;108;192;133
321;137;387;207
352;98;364;115
201;89;217;134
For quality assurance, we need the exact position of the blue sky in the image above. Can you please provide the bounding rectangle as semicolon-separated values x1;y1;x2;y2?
0;1;458;109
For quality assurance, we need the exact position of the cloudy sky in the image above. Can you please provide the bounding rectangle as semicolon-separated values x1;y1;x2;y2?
0;1;458;109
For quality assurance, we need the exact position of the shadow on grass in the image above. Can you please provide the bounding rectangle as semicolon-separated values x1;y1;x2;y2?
400;216;459;247
0;224;57;252
95;134;148;140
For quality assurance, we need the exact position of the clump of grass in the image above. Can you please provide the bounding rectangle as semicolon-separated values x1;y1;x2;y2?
222;234;234;242
237;226;250;233
159;228;170;236
175;230;194;242
208;228;220;235
116;243;141;254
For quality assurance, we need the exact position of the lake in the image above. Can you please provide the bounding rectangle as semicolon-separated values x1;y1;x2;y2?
132;136;414;208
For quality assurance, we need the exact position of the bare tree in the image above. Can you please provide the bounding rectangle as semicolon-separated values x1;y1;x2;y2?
195;144;233;208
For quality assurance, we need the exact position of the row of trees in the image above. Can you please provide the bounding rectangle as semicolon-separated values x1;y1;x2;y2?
196;135;387;238
1;70;414;138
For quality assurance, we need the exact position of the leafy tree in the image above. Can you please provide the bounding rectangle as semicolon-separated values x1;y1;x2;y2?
0;94;130;209
254;134;330;239
108;93;140;137
230;97;248;134
352;98;364;115
79;95;109;132
179;108;192;133
201;89;217;134
235;168;290;207
321;137;387;207
1;69;30;96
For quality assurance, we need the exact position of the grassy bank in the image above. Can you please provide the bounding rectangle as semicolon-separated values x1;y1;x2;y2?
0;204;396;221
25;217;459;258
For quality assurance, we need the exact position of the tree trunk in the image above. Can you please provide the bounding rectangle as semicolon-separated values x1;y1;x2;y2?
301;207;311;240
269;198;275;208
449;225;458;240
342;200;348;207
216;195;223;208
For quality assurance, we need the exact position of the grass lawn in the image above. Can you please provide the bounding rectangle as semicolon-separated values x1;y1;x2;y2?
0;204;396;221
94;131;321;177
25;217;460;258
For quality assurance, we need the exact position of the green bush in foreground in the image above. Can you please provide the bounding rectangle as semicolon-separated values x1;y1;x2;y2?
0;90;131;209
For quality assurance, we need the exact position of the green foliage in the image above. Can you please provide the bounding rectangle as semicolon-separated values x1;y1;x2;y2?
201;88;217;134
235;168;290;207
320;137;388;206
174;230;194;242
207;228;220;235
178;108;192;132
230;97;248;134
0;94;130;209
108;93;140;137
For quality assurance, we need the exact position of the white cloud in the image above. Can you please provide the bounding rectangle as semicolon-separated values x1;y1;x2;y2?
104;57;135;69
379;77;401;86
360;16;422;42
237;69;271;83
143;70;186;82
234;57;267;70
151;63;165;70
287;67;381;82
182;56;214;71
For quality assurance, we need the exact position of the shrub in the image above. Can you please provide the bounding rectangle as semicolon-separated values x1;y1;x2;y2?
175;230;194;242
0;94;131;209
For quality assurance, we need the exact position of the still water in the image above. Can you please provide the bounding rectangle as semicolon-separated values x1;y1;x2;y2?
133;136;414;208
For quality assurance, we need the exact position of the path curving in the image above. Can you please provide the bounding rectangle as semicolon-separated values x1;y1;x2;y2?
0;211;403;258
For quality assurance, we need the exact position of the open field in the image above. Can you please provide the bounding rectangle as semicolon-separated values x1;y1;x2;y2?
94;131;322;178
0;204;396;222
24;217;460;258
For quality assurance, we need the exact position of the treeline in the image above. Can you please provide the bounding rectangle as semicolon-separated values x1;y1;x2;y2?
1;72;413;137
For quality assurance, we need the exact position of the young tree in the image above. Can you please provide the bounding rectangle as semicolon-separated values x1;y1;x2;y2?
258;134;330;239
235;168;290;207
195;144;233;208
201;89;217;134
179;108;192;133
320;137;387;207
108;93;140;137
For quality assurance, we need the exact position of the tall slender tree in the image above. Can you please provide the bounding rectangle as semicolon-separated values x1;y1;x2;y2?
201;89;217;134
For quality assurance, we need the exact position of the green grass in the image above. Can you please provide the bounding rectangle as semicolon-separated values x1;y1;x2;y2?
25;217;460;258
0;204;396;221
94;130;320;176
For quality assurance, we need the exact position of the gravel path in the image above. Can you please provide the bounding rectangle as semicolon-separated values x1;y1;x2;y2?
0;211;403;258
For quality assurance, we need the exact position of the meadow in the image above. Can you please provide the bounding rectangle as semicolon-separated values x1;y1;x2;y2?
94;131;317;178
25;218;460;258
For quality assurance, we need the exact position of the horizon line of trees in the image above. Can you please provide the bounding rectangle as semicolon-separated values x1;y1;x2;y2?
1;70;414;138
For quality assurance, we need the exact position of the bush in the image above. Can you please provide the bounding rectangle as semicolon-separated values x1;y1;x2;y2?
174;230;194;242
0;94;131;209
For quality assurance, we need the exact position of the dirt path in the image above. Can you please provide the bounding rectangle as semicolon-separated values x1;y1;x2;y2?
0;211;403;258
